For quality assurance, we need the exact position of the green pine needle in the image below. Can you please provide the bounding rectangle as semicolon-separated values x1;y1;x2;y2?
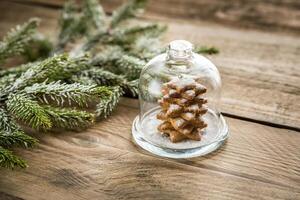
0;147;27;169
125;79;139;97
11;54;89;92
96;86;123;118
84;0;106;30
24;81;112;107
194;46;219;55
0;74;18;92
6;93;52;130
0;131;37;149
112;55;144;80
128;37;162;59
0;107;20;132
11;54;68;91
0;18;39;64
110;0;147;28
23;34;53;61
92;49;144;81
109;24;165;45
43;106;94;130
0;61;38;78
56;0;88;52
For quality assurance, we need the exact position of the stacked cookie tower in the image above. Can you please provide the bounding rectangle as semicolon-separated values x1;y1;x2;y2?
157;77;208;143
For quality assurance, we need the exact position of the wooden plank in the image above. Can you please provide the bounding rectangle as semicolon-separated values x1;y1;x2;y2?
0;98;300;199
96;99;300;190
1;1;299;128
18;0;300;34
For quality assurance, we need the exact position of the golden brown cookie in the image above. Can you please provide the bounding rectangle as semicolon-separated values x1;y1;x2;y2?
164;129;187;143
166;104;183;117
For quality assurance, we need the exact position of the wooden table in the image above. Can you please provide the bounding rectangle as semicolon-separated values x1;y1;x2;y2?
0;1;299;199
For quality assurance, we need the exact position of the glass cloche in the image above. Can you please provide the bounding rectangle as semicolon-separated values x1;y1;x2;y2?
132;40;228;158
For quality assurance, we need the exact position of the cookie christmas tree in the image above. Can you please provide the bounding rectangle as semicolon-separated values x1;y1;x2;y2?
157;77;208;143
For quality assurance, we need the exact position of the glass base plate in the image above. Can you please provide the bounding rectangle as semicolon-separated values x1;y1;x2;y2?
132;107;229;159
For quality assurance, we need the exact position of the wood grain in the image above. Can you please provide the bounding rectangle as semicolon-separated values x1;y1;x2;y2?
0;98;300;200
17;0;300;34
1;1;300;128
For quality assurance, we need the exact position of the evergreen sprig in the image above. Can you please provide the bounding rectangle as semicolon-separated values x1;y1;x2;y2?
0;107;37;148
0;132;37;149
0;18;39;64
24;81;112;107
56;0;88;52
84;0;106;30
194;46;219;55
111;0;147;28
96;86;124;118
0;147;27;169
6;93;52;130
73;68;139;97
44;106;94;130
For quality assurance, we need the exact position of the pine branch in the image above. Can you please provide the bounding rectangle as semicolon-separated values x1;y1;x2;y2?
75;67;125;85
194;46;219;55
112;55;145;80
0;107;19;132
110;0;147;28
73;68;138;97
43;106;94;130
0;62;39;96
73;30;108;55
125;79;139;97
10;54;90;93
56;0;88;52
128;37;162;60
0;61;37;78
0;131;37;149
0;107;37;149
22;33;53;62
11;54;68;91
6;93;52;130
92;50;144;81
84;0;106;30
0;18;39;64
24;81;112;107
90;46;123;66
0;74;18;92
96;86;123;118
108;24;165;45
0;146;27;169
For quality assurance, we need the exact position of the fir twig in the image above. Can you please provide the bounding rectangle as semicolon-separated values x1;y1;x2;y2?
111;55;144;80
0;18;39;64
24;81;112;107
10;54;89;92
110;0;147;28
84;0;106;30
92;51;144;81
6;93;52;130
56;0;88;52
0;61;38;78
73;68;139;97
194;46;219;55
0;132;37;149
108;24;165;45
96;86;123;118
0;147;27;169
23;33;53;61
43;106;94;130
0;107;20;132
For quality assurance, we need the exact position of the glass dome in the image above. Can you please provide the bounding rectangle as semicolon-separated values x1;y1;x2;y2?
132;40;228;158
